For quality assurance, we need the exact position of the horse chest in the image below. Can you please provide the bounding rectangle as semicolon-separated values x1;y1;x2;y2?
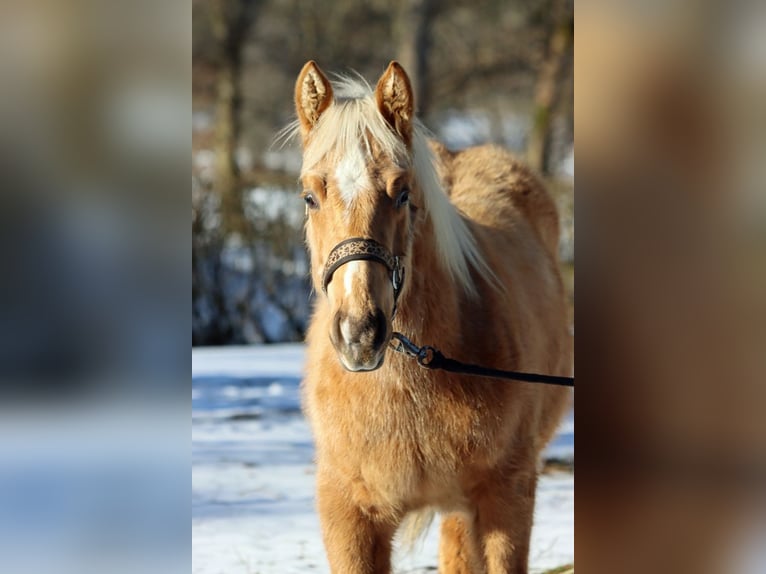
310;377;498;497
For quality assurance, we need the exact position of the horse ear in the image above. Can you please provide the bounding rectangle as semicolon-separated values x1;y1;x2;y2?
375;61;414;145
294;61;334;141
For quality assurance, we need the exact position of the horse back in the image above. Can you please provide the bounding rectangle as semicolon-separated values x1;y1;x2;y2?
429;141;561;260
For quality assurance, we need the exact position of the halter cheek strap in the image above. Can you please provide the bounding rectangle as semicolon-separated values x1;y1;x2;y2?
321;237;405;316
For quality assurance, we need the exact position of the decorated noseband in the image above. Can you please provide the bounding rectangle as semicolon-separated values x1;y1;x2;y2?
321;237;405;315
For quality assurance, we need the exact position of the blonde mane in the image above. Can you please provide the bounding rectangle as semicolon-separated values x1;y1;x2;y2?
282;75;492;296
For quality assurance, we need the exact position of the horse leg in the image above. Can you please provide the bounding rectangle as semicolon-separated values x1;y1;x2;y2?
316;476;397;574
472;469;538;574
438;513;483;573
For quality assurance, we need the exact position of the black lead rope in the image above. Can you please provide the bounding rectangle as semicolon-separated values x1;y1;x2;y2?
320;238;573;388
390;332;575;388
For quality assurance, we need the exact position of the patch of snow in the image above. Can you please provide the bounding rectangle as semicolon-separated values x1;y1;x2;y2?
192;149;215;183
438;110;493;149
557;147;574;179
235;147;253;173
245;186;304;230
436;109;531;152
192;110;212;132
262;149;303;174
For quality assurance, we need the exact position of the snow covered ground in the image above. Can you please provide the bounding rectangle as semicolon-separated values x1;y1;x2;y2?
192;345;573;574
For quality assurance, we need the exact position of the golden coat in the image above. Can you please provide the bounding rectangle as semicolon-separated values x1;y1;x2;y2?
293;61;571;574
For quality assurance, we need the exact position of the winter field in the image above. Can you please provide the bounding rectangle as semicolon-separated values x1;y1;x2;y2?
192;345;574;574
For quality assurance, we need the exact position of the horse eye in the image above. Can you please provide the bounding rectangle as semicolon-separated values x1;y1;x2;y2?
396;187;410;208
303;193;319;210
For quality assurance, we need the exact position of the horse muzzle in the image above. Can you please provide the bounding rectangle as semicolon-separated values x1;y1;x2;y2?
330;308;389;372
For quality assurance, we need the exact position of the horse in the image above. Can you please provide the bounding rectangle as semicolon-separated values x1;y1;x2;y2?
288;60;572;574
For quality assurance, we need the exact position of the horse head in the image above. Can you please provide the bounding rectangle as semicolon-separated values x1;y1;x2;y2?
294;61;418;371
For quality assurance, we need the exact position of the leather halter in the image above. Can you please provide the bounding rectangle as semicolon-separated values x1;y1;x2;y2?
321;237;405;315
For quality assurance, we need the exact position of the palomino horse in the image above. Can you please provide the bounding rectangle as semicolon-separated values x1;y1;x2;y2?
290;60;571;574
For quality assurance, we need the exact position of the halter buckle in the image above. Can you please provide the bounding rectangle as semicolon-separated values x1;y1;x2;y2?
389;332;421;357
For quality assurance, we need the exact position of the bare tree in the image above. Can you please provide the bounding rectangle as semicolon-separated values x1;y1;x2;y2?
527;0;573;175
394;0;435;117
209;0;257;235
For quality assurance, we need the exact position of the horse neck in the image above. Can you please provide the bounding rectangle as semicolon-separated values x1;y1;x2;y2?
392;215;464;350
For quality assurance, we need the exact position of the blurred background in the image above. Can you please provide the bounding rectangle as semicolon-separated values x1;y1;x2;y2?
191;0;575;346
0;1;190;573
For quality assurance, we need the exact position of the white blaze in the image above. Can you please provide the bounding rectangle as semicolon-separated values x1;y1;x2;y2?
339;261;364;345
334;144;369;208
343;261;362;298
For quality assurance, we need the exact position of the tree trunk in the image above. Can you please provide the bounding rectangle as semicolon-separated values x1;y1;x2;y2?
527;0;573;175
394;0;435;118
210;0;251;236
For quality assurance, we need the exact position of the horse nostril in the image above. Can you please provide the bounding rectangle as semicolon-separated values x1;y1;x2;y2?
354;309;387;350
371;308;387;350
333;309;388;350
331;312;343;348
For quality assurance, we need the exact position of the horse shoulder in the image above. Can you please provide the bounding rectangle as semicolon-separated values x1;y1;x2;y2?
445;144;560;259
